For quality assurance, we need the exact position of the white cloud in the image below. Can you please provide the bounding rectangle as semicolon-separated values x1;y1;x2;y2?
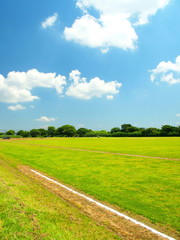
64;14;137;51
8;104;26;111
66;69;122;99
0;73;39;103
35;116;56;122
0;69;66;103
176;113;180;117
106;95;114;100
161;73;180;85
0;69;122;103
101;48;109;54
150;56;180;85
41;13;58;29
64;0;170;51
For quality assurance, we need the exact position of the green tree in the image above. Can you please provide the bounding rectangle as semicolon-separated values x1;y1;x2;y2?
77;128;91;137
84;131;98;137
141;128;160;136
38;128;48;137
128;131;142;137
97;130;110;137
127;126;140;132
30;129;41;137
111;132;128;137
57;125;76;137
121;124;133;132
121;124;140;133
6;130;15;135
22;131;30;137
47;126;56;137
110;127;121;133
17;130;30;138
16;130;25;136
161;125;176;136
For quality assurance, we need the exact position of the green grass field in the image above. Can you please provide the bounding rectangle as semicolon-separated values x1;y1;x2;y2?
0;137;179;239
24;137;180;159
0;156;120;240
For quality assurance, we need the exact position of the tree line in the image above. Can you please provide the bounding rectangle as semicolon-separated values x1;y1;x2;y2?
0;124;179;138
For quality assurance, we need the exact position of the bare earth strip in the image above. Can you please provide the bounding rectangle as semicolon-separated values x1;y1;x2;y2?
22;142;180;161
20;166;177;240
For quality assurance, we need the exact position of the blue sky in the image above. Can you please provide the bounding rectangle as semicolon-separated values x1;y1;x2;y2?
0;0;180;131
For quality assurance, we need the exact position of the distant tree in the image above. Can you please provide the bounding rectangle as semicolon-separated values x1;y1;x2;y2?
84;130;110;137
30;129;41;137
128;131;142;137
127;126;140;132
84;131;98;137
63;125;76;137
165;126;180;136
176;126;180;135
38;128;48;137
0;132;3;135
161;125;176;136
47;126;56;137
121;124;133;133
22;131;30;137
77;128;91;137
16;130;25;136
120;124;141;133
111;132;128;137
57;125;76;137
141;128;160;136
56;126;63;136
17;130;30;138
110;127;121;133
6;130;15;135
97;130;110;137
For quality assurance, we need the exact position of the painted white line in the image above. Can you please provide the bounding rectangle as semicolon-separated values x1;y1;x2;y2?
31;169;175;240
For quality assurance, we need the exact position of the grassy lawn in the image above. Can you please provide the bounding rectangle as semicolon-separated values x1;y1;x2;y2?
0;138;179;237
21;137;180;159
0;156;120;240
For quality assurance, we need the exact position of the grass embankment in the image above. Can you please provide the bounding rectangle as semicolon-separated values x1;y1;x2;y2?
0;139;179;237
0;156;120;240
24;137;180;159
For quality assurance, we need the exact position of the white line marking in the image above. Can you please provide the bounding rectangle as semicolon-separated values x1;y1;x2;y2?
31;169;175;240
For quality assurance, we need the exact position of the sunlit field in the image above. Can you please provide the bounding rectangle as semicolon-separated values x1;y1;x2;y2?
0;137;179;238
0;153;120;240
24;137;180;159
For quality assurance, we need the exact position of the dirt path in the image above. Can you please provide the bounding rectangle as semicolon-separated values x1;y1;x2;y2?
22;142;180;161
20;166;177;240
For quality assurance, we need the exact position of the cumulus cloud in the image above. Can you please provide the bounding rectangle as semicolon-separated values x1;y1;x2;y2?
35;116;56;122
64;14;137;51
176;113;180;117
0;69;121;103
64;0;170;51
0;69;66;103
8;104;26;111
66;69;122;99
41;13;58;29
150;56;180;85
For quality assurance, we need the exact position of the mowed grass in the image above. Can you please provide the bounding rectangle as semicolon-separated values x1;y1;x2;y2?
0;157;120;240
22;137;180;159
0;138;179;237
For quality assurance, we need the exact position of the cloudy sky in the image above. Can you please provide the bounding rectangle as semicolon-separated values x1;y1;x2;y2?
0;0;179;131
